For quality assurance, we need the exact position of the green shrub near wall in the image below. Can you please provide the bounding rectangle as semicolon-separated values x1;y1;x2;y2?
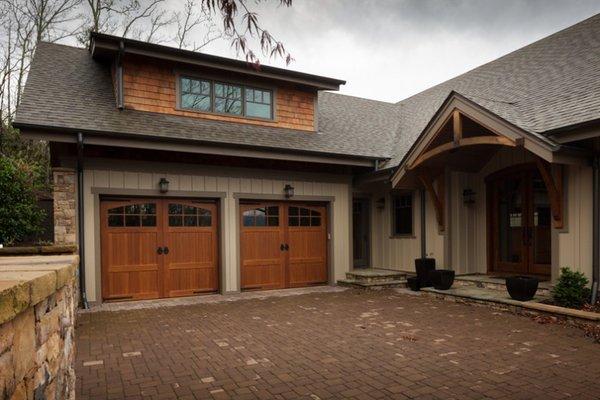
552;267;591;309
0;157;45;245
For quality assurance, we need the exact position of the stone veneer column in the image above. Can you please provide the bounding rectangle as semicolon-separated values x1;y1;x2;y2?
52;168;77;245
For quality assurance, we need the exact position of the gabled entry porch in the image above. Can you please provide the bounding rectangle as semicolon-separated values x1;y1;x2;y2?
392;92;590;282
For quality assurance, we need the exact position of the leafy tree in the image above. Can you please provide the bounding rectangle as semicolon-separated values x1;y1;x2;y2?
552;267;591;309
0;155;46;245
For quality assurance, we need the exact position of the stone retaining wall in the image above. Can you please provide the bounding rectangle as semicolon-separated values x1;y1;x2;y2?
0;255;78;399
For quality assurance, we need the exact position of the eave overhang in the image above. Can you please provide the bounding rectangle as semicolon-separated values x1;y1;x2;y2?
90;32;346;91
390;91;587;188
17;124;379;168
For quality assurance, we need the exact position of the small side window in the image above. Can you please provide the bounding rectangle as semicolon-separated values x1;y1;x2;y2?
180;77;211;111
392;193;413;236
214;83;242;115
245;87;272;119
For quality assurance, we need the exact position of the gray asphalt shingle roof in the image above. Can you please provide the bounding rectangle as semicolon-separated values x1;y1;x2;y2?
14;13;600;167
387;13;600;167
14;42;397;160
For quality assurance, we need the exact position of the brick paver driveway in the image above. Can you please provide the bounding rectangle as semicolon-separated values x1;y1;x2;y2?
76;289;600;399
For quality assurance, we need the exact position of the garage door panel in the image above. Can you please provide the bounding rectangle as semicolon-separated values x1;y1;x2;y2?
287;206;327;287
240;205;285;290
101;198;219;301
106;231;161;269
167;266;217;297
289;262;327;286
164;202;219;296
106;271;160;300
240;203;327;291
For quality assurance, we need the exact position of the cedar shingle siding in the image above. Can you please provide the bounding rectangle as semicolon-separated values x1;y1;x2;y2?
123;58;315;131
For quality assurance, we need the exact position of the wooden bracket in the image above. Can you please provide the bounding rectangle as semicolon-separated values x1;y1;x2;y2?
452;110;462;146
417;171;445;231
535;158;563;229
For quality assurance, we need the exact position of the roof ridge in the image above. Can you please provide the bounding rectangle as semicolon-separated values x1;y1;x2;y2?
38;41;87;51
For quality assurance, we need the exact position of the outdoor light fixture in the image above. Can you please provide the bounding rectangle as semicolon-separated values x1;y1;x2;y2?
159;177;170;193
284;184;294;198
463;189;475;205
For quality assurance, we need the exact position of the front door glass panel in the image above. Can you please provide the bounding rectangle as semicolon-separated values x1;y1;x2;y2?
532;172;551;265
497;177;523;264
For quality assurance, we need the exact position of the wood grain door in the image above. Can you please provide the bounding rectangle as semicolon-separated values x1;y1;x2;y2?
101;199;163;301
163;200;219;297
487;165;551;277
101;198;219;301
240;202;328;291
240;204;286;290
287;205;328;287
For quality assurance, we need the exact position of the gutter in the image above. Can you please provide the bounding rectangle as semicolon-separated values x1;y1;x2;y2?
77;132;89;309
592;155;599;304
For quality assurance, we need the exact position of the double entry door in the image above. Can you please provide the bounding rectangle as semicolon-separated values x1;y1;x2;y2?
101;198;219;301
488;166;551;276
240;202;328;290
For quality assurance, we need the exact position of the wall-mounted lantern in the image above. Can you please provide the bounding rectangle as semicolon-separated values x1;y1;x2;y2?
284;184;295;199
159;177;170;193
463;189;475;205
375;197;385;210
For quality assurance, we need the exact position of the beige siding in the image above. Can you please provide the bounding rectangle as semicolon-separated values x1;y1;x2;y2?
444;147;593;280
558;164;593;278
370;189;444;271
366;146;592;280
83;159;352;302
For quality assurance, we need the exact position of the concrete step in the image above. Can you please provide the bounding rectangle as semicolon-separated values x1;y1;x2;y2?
345;269;406;283
337;279;407;290
453;275;552;296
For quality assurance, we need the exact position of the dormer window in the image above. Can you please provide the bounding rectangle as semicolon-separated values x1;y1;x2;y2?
245;88;272;119
179;76;273;120
215;83;242;115
180;77;211;112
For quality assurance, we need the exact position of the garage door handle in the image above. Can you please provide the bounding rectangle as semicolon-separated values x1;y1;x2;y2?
284;244;289;251
163;247;169;255
280;244;285;251
157;247;163;255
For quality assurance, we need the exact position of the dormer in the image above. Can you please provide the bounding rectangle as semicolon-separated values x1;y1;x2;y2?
90;33;345;132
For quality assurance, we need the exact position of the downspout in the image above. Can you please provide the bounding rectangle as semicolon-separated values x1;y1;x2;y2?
116;40;125;110
77;132;89;309
591;156;599;304
420;188;426;258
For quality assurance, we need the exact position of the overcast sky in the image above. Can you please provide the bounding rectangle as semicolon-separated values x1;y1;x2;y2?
195;0;600;103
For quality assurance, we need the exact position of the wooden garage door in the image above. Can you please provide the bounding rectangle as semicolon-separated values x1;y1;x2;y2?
101;198;218;301
240;202;327;290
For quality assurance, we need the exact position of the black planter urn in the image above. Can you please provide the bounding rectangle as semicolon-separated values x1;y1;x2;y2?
407;276;420;291
506;276;539;301
430;269;455;290
415;258;436;287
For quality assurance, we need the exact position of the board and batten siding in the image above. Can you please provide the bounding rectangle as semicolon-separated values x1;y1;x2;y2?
82;160;351;302
370;189;445;271
446;147;593;280
372;146;593;280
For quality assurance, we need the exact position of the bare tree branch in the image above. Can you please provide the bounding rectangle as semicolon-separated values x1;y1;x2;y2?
202;0;293;66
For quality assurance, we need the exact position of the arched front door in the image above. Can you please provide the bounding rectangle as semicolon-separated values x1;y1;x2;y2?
487;164;551;277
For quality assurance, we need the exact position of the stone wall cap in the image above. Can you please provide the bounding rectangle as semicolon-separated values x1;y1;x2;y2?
0;255;78;325
52;167;76;172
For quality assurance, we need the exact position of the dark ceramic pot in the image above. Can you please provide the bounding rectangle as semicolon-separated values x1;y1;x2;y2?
407;276;420;291
506;276;538;301
415;258;436;287
430;269;455;290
